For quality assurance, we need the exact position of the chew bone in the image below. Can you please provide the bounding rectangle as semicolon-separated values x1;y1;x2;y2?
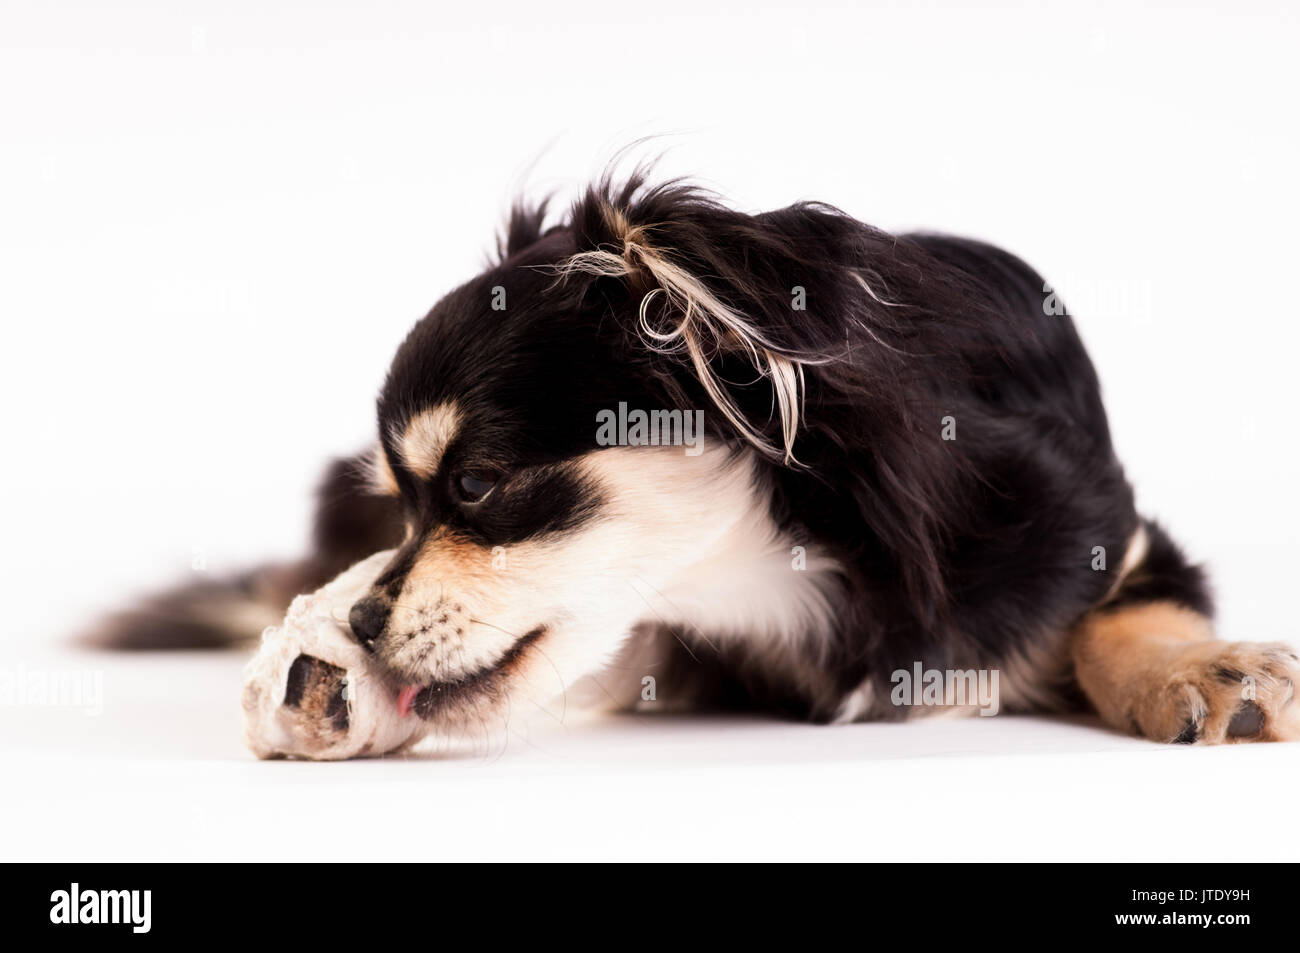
241;550;429;760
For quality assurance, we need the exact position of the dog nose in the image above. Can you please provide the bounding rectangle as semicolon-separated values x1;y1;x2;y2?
348;597;389;648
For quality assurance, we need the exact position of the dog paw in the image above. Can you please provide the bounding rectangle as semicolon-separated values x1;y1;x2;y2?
1129;641;1300;744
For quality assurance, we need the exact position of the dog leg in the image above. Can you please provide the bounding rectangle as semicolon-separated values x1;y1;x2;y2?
1071;601;1300;744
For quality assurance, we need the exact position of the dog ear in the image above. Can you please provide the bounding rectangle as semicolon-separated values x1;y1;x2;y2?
557;175;989;623
558;178;823;465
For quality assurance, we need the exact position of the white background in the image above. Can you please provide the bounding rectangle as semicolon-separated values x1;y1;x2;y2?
1;0;1298;861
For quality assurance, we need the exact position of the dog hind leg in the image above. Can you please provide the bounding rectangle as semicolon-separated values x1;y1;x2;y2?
1071;521;1300;743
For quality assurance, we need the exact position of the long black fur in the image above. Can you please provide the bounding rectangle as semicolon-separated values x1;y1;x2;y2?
458;174;1187;719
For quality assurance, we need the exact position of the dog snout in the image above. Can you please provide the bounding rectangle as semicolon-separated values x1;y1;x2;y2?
348;596;390;649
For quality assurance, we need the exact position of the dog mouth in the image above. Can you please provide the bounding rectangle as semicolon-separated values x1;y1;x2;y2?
395;626;546;720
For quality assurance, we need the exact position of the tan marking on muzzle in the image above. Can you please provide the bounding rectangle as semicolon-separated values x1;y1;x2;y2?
392;529;501;610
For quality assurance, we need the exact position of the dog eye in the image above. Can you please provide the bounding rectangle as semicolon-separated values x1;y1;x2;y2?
453;471;498;503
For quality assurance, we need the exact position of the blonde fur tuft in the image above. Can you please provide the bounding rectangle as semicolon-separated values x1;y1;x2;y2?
555;206;812;465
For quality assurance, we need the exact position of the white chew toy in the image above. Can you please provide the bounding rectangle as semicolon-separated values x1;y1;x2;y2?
241;550;430;760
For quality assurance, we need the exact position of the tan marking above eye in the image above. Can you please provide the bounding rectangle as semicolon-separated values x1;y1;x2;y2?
398;403;462;481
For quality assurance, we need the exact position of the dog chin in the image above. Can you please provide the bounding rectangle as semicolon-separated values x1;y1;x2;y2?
394;625;548;723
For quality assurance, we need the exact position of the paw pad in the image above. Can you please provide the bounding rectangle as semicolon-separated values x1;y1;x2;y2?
1226;700;1264;738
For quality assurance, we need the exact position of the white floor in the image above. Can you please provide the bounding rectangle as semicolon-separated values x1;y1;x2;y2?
6;642;1299;862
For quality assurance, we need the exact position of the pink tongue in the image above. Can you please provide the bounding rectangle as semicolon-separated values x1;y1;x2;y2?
396;685;421;718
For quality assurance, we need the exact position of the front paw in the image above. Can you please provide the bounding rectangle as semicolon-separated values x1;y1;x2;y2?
1131;641;1300;744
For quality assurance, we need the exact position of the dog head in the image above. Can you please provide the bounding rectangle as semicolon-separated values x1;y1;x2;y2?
343;175;950;733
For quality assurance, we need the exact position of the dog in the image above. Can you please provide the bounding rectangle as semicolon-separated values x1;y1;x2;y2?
98;172;1300;746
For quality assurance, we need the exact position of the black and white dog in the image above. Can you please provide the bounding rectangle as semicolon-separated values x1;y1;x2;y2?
103;173;1299;746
